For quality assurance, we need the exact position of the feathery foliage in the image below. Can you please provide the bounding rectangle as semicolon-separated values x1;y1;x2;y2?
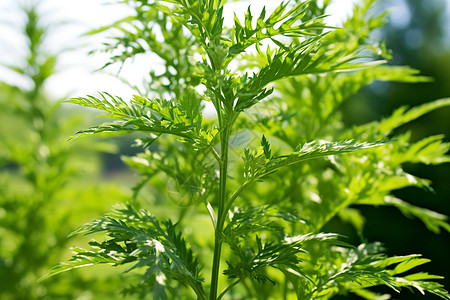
49;0;450;299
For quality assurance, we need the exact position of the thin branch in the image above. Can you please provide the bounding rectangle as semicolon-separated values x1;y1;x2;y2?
222;180;253;222
217;278;243;300
210;147;221;164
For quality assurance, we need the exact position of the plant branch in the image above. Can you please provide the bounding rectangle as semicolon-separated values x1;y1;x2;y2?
217;278;243;300
221;179;253;222
209;121;231;300
210;146;221;164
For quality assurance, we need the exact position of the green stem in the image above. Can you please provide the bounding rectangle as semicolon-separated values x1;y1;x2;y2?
209;123;230;300
221;179;253;222
191;282;207;300
210;238;223;300
210;147;222;164
217;278;243;300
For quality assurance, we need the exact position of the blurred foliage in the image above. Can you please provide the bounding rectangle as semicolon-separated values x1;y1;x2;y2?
341;1;450;298
48;0;450;299
0;2;129;299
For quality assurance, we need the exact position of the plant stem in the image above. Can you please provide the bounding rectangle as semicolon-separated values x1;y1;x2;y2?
209;123;230;300
210;237;223;300
222;180;252;221
217;278;243;300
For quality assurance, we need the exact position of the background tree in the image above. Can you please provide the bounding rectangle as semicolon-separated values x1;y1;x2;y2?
0;2;129;299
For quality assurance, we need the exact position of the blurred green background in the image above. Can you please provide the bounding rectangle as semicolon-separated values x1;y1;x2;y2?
339;0;450;298
0;2;135;299
0;0;449;299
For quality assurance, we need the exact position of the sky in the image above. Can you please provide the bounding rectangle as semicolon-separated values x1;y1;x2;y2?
0;0;361;100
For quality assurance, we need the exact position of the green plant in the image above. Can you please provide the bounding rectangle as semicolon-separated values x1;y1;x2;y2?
49;0;450;299
0;2;127;299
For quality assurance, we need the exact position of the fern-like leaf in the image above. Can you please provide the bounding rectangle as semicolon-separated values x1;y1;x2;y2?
243;139;389;181
67;93;202;141
44;204;206;299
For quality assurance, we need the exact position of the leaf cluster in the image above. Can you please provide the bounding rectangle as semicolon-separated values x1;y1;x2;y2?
49;0;450;299
49;204;205;299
